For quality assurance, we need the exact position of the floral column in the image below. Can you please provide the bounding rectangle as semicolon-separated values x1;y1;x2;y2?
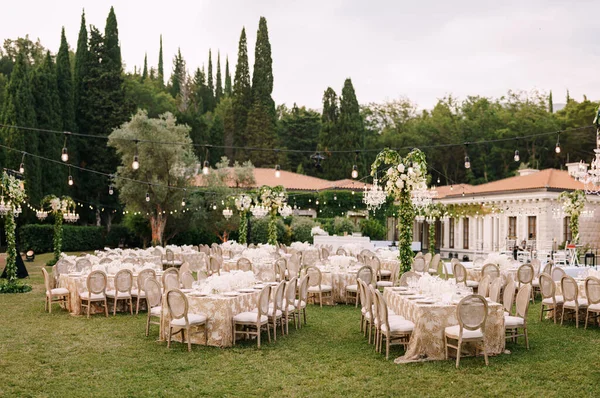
41;195;76;266
0;172;26;282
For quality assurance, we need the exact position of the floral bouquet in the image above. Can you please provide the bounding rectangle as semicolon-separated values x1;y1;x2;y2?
311;226;328;236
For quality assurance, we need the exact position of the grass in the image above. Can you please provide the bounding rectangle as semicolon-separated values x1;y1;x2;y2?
1;253;600;397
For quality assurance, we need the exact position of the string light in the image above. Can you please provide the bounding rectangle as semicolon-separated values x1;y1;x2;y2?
555;133;561;154
464;155;471;169
68;166;73;186
145;184;150;202
514;149;520;162
275;164;281;178
351;151;359;179
202;146;210;175
19;152;25;174
132;140;140;170
181;189;186;207
61;133;70;162
108;185;114;195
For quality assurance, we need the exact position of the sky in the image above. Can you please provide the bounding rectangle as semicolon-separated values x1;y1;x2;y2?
2;0;600;110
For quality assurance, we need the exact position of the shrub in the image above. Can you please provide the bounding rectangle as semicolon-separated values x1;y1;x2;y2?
317;218;335;235
333;217;357;235
290;217;316;243
249;217;286;244
0;280;32;293
360;218;386;240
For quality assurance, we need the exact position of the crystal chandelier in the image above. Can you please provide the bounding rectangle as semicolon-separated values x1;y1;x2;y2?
63;211;80;223
574;129;600;194
250;205;269;219
13;205;22;218
0;196;11;216
411;187;437;208
581;208;595;219
415;215;425;222
552;205;564;220
278;204;293;218
36;210;48;221
222;207;233;219
362;178;387;211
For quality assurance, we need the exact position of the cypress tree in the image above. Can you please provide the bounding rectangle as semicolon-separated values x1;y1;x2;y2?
549;90;553;113
215;51;223;105
56;27;75;133
104;7;121;68
245;16;277;166
207;49;215;111
169;48;185;98
232;27;252;160
0;50;42;202
103;7;128;130
73;10;88;132
224;56;232;96
158;34;164;86
141;53;148;81
318;87;339;177
31;51;64;195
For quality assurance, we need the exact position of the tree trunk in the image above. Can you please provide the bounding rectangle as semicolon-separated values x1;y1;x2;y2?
150;209;167;246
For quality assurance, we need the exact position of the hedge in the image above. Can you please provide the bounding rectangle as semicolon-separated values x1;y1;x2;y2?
19;224;140;253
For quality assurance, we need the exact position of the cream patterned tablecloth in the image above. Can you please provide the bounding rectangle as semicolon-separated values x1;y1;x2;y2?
160;291;260;347
319;269;358;303
383;288;505;363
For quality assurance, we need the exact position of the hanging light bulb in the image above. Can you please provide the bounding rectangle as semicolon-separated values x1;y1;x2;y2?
145;192;150;202
108;185;114;195
212;204;217;210
61;147;69;162
275;164;281;178
437;176;441;184
132;140;140;170
555;134;561;154
68;174;73;186
514;149;520;162
464;155;471;169
181;189;186;207
351;165;358;179
202;160;210;175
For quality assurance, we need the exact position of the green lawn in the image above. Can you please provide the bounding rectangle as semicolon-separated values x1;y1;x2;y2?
1;253;600;397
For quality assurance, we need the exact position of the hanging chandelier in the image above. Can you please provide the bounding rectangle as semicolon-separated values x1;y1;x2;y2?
222;207;233;219
278;204;293;218
411;187;437;208
574;130;600;195
63;211;80;223
36;210;48;221
0;197;11;216
581;208;595;218
362;178;387;211
250;205;269;219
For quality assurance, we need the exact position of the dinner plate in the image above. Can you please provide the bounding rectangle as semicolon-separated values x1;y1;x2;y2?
416;299;436;305
188;292;207;297
266;282;279;286
407;295;425;300
253;284;265;289
222;291;240;297
238;288;255;293
398;291;415;295
392;287;408;292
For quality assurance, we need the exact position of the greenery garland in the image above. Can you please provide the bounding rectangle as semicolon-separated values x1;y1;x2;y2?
428;221;436;254
268;215;278;245
559;189;586;245
238;211;248;244
255;185;288;245
372;148;428;273
4;209;17;282
41;195;75;266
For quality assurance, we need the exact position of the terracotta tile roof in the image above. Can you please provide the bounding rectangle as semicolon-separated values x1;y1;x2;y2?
193;168;368;191
436;169;585;199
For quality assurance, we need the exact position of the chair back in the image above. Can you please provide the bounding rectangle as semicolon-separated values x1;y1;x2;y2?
412;257;427;273
503;279;515;315
297;275;309;302
144;279;162;308
274;258;287;281
423;252;432;267
531;258;541;276
305;266;322;288
551;267;565;282
237;257;252;272
321;247;330;260
517;263;534;285
478;275;491;298
75;258;92;272
287;257;301;279
457;294;488;331
473;257;485;268
399;271;421;287
561;276;579;303
430;253;441;271
273;280;286;312
481;264;500;281
375;289;390;329
539;273;555;300
388;262;400;285
359;280;373;318
180;271;195;289
165;249;176;262
86;270;107;295
257;285;272;319
488;278;502;303
585;277;600;306
122;257;138;265
163;272;180;292
114;269;134;294
179;262;190;276
515;284;532;319
166;289;189;324
138;269;156;292
256;267;276;282
453;263;467;284
41;268;52;293
336;247;348;256
356;265;373;285
285;277;298;308
541;261;553;276
209;256;221;276
99;257;113;265
152;247;163;257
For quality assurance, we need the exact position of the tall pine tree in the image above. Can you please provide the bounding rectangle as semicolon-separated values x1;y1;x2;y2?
158;34;164;86
232;28;252;161
73;10;89;133
318;87;339;176
141;53;148;81
56;27;75;133
224;56;232;96
31;51;64;195
215;51;223;105
206;49;215;111
169;48;185;98
245;16;277;166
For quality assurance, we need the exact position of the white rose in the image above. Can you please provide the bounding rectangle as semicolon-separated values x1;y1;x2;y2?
401;174;407;180
387;167;394;175
395;179;405;189
397;164;405;173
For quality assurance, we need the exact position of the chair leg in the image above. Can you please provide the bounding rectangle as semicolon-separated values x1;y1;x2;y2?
257;325;261;348
167;327;172;348
87;300;91;319
455;340;462;368
266;322;271;343
585;310;589;329
104;299;109;317
561;307;565;326
129;298;133;315
319;292;323;308
48;296;52;313
524;327;529;350
145;314;150;337
186;329;191;352
482;340;489;366
355;290;360;308
386;334;390;360
232;322;236;346
272;318;277;342
113;298;117;316
576;308;579;328
539;304;544;321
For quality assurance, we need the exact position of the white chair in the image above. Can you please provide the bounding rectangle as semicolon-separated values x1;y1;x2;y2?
373;289;414;360
412;257;427;273
376;262;399;289
453;262;479;290
106;269;134;316
79;270;108;318
236;257;252;272
233;286;272;348
517;263;535;303
561;275;588;328
477;275;491;298
42;268;70;313
444;295;489;368
539;273;562;323
144;278;162;336
346;265;373;306
305;266;333;307
428;253;441;274
585;277;600;329
166;289;208;351
132;268;156;315
254;280;285;340
163;268;180;292
488;278;502;304
180;271;195;291
503;279;516;316
505;284;531;349
295;275;309;327
282;277;298;334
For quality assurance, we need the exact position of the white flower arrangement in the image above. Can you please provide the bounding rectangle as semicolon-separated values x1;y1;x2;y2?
311;226;328;236
197;270;256;294
484;253;513;270
290;241;312;251
234;194;253;211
